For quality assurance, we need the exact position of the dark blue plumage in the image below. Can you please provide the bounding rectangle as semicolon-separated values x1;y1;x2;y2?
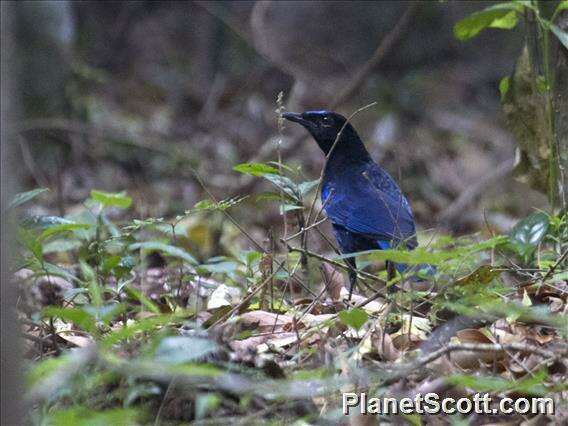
283;110;419;296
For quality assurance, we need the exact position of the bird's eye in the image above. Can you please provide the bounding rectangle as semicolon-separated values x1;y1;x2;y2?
322;116;331;124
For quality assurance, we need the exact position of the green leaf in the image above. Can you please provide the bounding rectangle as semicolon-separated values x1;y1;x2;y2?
193;199;216;210
39;223;92;241
192;195;248;212
166;363;223;377
155;336;218;364
536;75;548;93
25;215;75;229
550;24;568;51
555;0;568;14
233;162;280;176
84;303;126;325
8;188;49;209
48;407;139;426
195;393;221;420
80;260;102;307
262;174;300;201
298;179;320;196
245;250;263;266
100;315;174;348
454;2;523;40
124;287;161;314
509;212;550;258
43;307;97;334
90;190;132;209
17;226;43;260
338;308;368;331
552;271;568;281
454;265;502;286
26;355;69;387
339;236;508;266
499;76;510;101
42;262;82;283
129;241;198;265
42;239;83;254
200;260;239;274
446;370;548;395
490;10;518;29
292;367;334;380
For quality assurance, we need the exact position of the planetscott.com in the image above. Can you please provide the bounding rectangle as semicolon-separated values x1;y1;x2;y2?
342;393;554;416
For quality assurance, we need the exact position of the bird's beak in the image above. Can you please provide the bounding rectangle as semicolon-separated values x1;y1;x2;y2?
282;112;311;128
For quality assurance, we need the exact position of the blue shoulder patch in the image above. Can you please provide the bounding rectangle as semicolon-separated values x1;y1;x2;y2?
321;184;331;202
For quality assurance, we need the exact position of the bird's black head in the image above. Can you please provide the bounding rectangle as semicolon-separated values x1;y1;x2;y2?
282;110;368;159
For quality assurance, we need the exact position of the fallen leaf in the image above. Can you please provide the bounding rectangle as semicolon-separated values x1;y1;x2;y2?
392;334;422;352
456;328;494;344
238;310;293;333
207;284;241;310
451;328;503;369
392;314;431;341
320;263;344;301
371;326;400;361
60;334;94;348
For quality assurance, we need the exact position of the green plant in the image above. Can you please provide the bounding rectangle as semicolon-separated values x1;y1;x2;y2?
455;0;568;211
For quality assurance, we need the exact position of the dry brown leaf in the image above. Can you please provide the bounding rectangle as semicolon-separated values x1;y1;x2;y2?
320;263;344;301
292;297;314;307
300;313;336;330
229;335;272;361
456;328;494;344
238;310;293;333
391;334;422;352
258;333;298;353
392;314;431;341
343;292;388;316
451;328;503;369
546;296;564;313
59;334;94;348
428;355;459;376
17;269;74;307
509;353;544;376
371;326;400;361
135;311;159;320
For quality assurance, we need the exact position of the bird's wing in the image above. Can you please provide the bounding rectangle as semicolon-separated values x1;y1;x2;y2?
322;163;417;248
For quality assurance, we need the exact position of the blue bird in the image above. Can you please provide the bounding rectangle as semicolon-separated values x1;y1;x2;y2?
283;110;421;297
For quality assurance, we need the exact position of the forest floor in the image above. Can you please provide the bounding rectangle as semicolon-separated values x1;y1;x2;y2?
12;177;568;425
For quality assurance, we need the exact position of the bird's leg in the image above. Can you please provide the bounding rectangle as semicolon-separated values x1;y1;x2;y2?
386;261;397;283
345;257;357;300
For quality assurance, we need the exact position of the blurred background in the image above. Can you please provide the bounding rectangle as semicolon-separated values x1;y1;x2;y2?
7;0;550;245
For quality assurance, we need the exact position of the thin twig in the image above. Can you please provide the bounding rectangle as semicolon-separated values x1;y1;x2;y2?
285;245;385;285
190;168;318;298
382;341;562;385
536;248;568;295
330;3;419;109
282;217;328;242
